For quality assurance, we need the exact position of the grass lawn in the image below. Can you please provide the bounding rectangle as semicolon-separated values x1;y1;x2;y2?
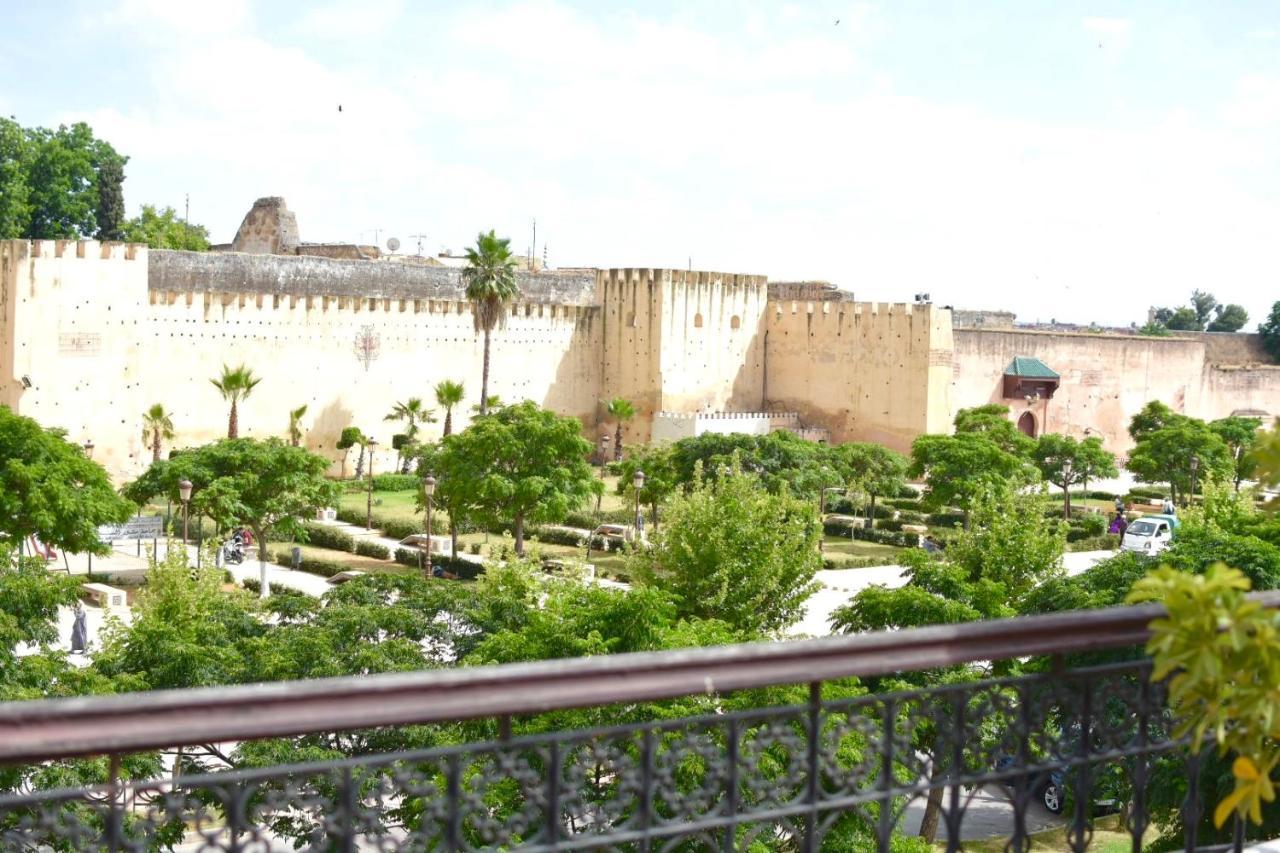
270;541;398;573
822;537;902;559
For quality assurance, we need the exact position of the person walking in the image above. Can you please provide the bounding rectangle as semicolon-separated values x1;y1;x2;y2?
70;604;87;654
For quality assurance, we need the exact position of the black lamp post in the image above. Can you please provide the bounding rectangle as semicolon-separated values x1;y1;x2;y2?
422;474;436;577
178;479;193;545
632;469;645;539
366;438;379;530
597;434;611;514
1189;456;1200;507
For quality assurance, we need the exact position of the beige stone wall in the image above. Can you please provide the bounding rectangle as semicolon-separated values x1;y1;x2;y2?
2;240;602;481
951;328;1280;454
598;269;767;445
763;300;952;454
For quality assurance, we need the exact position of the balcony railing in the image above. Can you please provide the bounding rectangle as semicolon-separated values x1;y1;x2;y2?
0;591;1277;851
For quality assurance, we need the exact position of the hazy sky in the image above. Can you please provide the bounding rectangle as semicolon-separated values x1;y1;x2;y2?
4;1;1279;326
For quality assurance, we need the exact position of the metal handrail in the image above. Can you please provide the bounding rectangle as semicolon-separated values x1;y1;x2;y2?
1;590;1276;764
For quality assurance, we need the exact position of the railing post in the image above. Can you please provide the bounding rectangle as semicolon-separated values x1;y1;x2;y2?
105;752;121;853
802;681;821;853
876;697;896;853
1068;677;1095;853
1183;747;1203;852
944;694;965;852
723;717;739;852
545;740;560;847
339;765;357;852
446;754;462;852
1129;676;1152;852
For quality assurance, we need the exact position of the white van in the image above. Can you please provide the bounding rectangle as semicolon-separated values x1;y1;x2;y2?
1121;515;1178;555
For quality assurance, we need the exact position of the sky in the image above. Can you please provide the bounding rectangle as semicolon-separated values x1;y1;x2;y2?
3;0;1279;327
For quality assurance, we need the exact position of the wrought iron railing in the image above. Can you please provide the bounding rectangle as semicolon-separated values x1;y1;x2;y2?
0;592;1276;851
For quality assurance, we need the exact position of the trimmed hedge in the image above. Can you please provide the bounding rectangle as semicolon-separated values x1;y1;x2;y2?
823;520;920;547
898;511;928;525
884;497;923;511
827;498;894;519
926;512;966;529
301;523;356;553
375;517;422;541
271;552;347;577
877;519;905;532
823;556;896;570
393;548;485;579
1066;533;1120;552
530;526;591;547
372;473;419;492
355;540;391;560
1127;486;1167;500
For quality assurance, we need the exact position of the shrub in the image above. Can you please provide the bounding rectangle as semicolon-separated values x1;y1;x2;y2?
335;506;364;526
301;523;355;553
1128;486;1167;501
855;527;921;548
372;515;423;541
355;540;391;560
272;551;346;577
242;577;261;594
823;555;895;570
877;519;905;532
884;497;923;511
468;542;482;555
926;511;966;528
393;548;484;579
1080;513;1107;537
897;484;922;498
897;511;928;525
530;525;592;547
372;473;418;492
828;498;894;518
1065;533;1120;552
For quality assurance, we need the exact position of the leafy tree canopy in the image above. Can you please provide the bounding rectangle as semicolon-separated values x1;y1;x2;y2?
1126;419;1233;504
668;430;841;499
630;459;821;635
120;204;210;250
1031;433;1117;516
953;404;1035;457
1259;302;1280;362
0;407;132;553
1210;416;1263;489
909;432;1038;517
1128;400;1181;443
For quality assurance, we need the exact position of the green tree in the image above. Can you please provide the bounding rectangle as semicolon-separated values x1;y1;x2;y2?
434;380;465;436
613;443;678;529
0;408;132;555
430;402;597;554
336;426;369;480
1210;415;1263;490
1163;306;1202;331
23;123;125;239
93;156;125;240
1031;433;1117;518
1191;289;1219;327
1128;400;1181;443
461;230;519;417
414;440;472;558
120;204;210;250
287;404;307;447
0;117;32;238
630;460;821;635
669;430;836;498
1139;321;1171;337
604;397;636;460
384;398;434;470
0;546;81;680
831;442;909;524
1208;303;1249;333
909;432;1037;523
210;363;261;439
140;403;175;463
1258;302;1280;362
126;439;339;596
953;404;1034;457
1126;419;1233;505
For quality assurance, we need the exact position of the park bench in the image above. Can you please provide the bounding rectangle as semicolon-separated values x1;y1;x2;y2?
81;583;125;609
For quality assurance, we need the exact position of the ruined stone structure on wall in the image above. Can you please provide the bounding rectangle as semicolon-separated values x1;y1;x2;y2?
4;201;1279;480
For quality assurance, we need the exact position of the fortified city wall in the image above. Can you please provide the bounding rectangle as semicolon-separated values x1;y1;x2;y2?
951;328;1280;454
762;299;955;453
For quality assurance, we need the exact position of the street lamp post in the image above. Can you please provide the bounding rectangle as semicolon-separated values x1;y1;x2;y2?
82;439;95;459
1189;456;1200;507
366;439;379;531
178;479;193;546
632;469;645;541
422;474;436;578
596;434;611;514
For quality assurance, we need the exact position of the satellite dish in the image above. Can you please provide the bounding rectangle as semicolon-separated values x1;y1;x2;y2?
386;237;401;253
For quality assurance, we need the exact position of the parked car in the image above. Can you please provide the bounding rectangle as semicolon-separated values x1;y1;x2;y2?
994;756;1065;814
1120;514;1179;555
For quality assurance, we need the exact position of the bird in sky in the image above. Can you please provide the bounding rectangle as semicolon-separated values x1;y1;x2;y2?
338;105;343;112
834;18;840;25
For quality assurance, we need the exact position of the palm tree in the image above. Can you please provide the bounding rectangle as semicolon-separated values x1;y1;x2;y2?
435;380;465;437
287;404;308;447
605;397;636;461
462;230;519;417
385;398;435;471
140;404;175;463
210;364;261;438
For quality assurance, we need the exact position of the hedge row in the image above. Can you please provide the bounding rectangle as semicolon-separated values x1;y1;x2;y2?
823;555;896;570
335;507;425;541
883;497;923;511
270;551;347;578
1065;533;1121;552
561;508;635;529
822;520;921;548
926;512;966;529
301;523;356;553
355;540;391;560
371;473;420;492
392;548;485;579
827;499;894;519
1127;486;1167;501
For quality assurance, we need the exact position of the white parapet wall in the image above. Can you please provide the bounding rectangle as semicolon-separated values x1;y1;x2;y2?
651;411;822;443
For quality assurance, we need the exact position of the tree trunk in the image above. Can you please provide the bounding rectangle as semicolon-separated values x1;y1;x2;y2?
228;399;239;439
614;422;623;462
868;494;877;528
918;784;945;842
443;408;453;437
152;433;161;463
1062;478;1071;519
513;513;525;556
450;519;458;559
480;331;492;416
651;500;659;531
255;529;269;598
355;446;366;480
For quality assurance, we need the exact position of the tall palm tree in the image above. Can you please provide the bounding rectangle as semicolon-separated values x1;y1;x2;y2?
287;404;308;447
210;364;261;439
462;230;519;417
606;397;636;461
141;403;175;463
434;380;465;437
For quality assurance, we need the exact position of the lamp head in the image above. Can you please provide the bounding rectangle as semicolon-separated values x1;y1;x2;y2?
423;474;436;497
178;479;193;502
633;470;646;490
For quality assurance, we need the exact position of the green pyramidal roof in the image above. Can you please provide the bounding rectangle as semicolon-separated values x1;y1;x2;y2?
1004;356;1059;379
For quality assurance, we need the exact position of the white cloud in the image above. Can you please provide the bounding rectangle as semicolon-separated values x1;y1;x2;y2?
295;0;406;40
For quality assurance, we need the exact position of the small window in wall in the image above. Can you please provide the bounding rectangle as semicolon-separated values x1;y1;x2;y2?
626;311;637;328
730;314;741;330
694;313;704;328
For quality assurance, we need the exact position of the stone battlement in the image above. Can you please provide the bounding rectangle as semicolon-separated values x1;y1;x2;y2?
8;239;146;261
654;411;800;421
149;249;598;305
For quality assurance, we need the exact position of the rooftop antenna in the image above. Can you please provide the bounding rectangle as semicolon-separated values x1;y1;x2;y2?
184;193;189;224
531;218;537;268
409;234;428;256
542;244;548;269
365;228;382;247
